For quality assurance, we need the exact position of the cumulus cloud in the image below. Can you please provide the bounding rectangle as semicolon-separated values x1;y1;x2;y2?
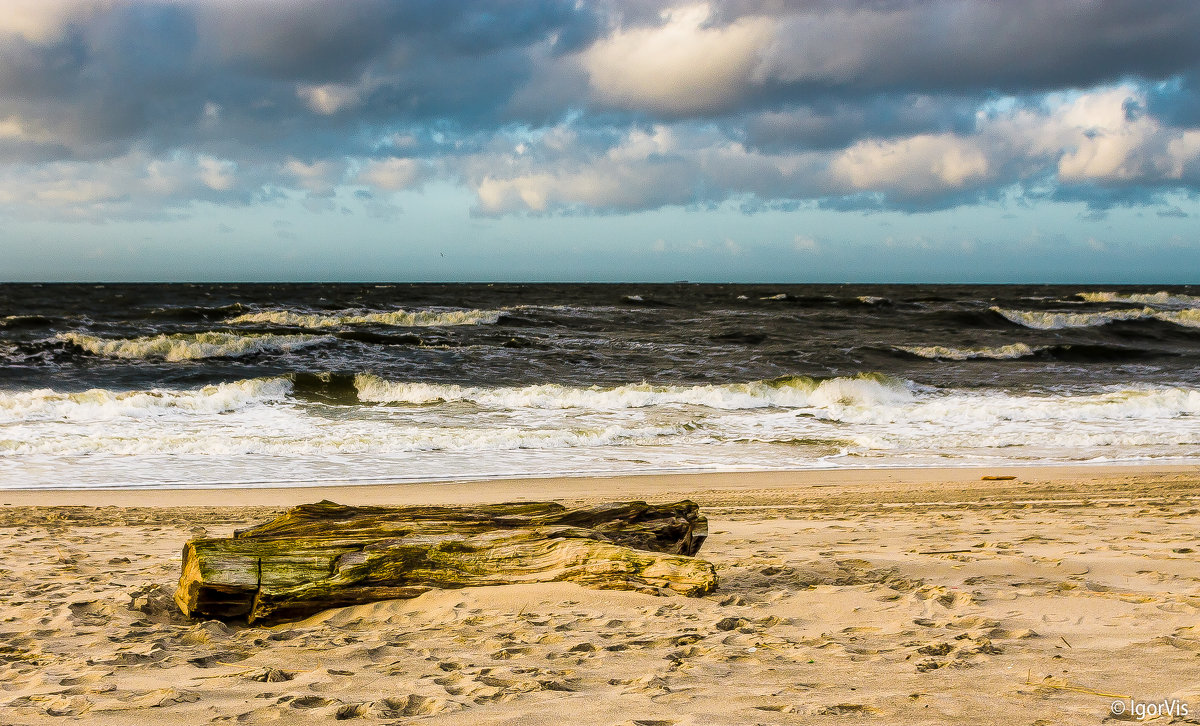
829;134;991;198
284;158;344;196
0;151;260;220
0;0;1199;220
465;85;1200;214
582;4;773;115
197;156;236;191
355;157;425;191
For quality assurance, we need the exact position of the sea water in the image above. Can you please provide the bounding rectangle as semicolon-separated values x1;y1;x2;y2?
2;283;1199;488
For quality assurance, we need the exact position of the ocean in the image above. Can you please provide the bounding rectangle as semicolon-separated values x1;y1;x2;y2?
2;282;1199;489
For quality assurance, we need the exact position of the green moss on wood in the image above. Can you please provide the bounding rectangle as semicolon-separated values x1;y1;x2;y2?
177;500;716;624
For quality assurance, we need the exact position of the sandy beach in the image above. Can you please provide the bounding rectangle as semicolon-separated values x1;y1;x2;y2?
3;465;1199;725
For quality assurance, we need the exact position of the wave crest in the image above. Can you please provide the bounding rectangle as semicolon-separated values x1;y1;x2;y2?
990;306;1200;330
58;331;329;361
897;343;1043;360
227;308;502;328
354;373;914;410
1077;291;1200;307
0;378;291;423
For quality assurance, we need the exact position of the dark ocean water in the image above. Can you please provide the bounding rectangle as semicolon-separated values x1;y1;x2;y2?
3;283;1200;488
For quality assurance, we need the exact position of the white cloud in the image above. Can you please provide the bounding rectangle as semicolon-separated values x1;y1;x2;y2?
284;158;343;196
462;85;1200;215
474;160;695;215
356;157;423;191
0;152;259;221
582;4;773;114
1048;89;1200;183
0;117;26;139
830;134;991;196
198;156;236;191
0;0;114;44
34;179;120;205
979;86;1200;186
605;125;677;162
1165;132;1200;179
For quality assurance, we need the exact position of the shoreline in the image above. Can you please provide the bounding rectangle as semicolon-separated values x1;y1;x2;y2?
3;462;1197;507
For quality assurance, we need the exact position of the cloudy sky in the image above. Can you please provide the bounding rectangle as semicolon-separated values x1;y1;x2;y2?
2;0;1199;282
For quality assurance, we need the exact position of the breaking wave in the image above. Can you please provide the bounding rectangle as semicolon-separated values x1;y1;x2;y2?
57;331;330;361
991;306;1200;330
1077;291;1200;307
897;343;1044;360
1;314;58;329
227;308;503;328
1157;309;1200;328
354;373;914;410
5;375;1200;480
0;378;291;424
836;386;1200;426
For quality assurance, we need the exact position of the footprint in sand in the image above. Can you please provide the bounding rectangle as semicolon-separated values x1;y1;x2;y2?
67;599;116;626
373;694;464;717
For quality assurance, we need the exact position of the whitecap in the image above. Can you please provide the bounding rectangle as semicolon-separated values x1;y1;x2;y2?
991;306;1152;329
353;373;914;411
1077;291;1200;307
897;343;1043;360
992;305;1200;330
227;308;502;328
58;331;329;361
0;378;292;424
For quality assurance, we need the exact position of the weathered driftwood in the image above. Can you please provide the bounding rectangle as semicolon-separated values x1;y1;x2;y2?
175;500;715;623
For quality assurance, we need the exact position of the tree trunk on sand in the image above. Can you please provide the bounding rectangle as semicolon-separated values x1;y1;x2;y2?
175;500;715;624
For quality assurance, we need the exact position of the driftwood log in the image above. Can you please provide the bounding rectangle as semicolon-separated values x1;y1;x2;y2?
175;500;715;624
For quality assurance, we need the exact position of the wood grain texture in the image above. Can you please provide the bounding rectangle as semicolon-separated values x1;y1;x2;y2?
176;500;715;623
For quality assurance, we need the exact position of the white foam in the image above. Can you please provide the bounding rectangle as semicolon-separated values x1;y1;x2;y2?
898;343;1043;360
227;308;502;328
0;421;679;457
831;386;1200;427
991;306;1152;329
1155;309;1200;328
5;376;1200;487
1077;291;1200;307
993;306;1200;330
695;384;1200;462
58;331;329;360
353;374;914;410
0;378;291;424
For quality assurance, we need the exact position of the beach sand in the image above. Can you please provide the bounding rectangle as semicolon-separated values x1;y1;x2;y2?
2;465;1199;725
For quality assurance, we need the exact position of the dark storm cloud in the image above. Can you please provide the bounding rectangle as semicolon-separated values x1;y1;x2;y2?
0;0;597;160
759;0;1200;95
0;0;1199;218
